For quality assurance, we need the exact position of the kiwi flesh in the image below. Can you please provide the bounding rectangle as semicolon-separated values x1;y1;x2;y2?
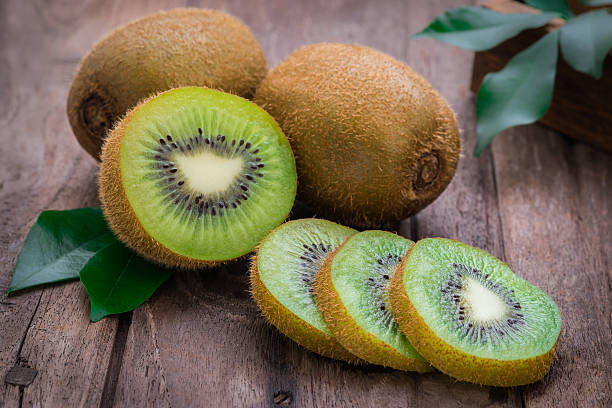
250;218;360;363
254;43;460;229
314;230;431;372
99;87;296;269
68;8;267;159
389;238;561;386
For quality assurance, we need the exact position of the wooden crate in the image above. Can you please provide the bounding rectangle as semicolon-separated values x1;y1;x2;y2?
471;0;612;153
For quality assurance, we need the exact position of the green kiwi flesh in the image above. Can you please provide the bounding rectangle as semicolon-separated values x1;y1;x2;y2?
99;87;296;268
314;230;431;372
390;238;561;386
251;219;360;362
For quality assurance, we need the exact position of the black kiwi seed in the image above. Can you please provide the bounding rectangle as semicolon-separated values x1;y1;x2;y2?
299;241;334;296
148;130;264;218
367;252;403;321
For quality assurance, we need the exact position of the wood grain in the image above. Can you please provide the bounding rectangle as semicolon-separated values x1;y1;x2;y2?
0;0;609;407
491;128;612;407
0;0;118;406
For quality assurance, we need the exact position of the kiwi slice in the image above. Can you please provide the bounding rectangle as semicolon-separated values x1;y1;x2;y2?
68;8;267;159
389;238;561;386
250;219;360;363
313;230;431;372
255;42;460;229
99;87;296;269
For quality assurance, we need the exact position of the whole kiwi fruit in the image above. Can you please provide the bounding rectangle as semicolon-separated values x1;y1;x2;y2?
68;8;267;159
99;87;297;270
255;43;460;229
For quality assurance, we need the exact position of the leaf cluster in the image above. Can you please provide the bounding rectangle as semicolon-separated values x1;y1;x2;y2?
8;208;172;322
415;1;612;155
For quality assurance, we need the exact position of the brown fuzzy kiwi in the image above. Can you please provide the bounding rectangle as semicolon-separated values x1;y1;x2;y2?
68;8;267;159
254;43;460;229
389;238;561;386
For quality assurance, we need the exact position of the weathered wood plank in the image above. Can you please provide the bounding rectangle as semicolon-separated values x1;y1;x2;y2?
491;127;612;407
0;0;123;406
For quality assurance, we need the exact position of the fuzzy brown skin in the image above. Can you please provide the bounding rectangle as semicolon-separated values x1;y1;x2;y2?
249;250;361;364
313;243;432;372
389;247;558;386
255;43;460;229
68;8;267;159
98;91;225;270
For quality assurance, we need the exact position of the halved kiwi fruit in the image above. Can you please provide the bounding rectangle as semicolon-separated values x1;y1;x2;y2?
68;8;267;159
255;42;460;229
99;87;296;269
389;238;561;386
314;230;431;372
250;219;360;363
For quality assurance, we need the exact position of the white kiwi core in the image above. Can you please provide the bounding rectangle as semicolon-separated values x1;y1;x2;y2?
463;277;507;322
174;151;243;194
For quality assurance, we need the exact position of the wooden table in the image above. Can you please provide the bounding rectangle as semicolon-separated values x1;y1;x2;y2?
1;0;610;406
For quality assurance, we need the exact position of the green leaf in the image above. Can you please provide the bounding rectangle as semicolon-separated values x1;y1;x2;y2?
579;1;612;6
79;241;173;322
413;6;559;51
8;208;116;294
560;9;612;79
524;0;574;19
475;30;560;156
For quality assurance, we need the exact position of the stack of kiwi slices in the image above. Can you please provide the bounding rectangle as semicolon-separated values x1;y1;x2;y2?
252;220;561;386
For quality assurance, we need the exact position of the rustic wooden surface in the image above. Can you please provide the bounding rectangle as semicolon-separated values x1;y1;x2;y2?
0;0;610;407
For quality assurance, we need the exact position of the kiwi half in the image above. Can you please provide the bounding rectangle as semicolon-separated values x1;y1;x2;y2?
255;43;460;229
314;230;431;372
68;8;267;159
250;219;360;363
389;238;561;386
99;87;296;269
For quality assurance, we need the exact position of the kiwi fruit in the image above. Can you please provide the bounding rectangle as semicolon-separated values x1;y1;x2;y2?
68;8;267;159
389;238;561;386
250;218;361;363
254;42;460;229
313;230;431;372
99;87;296;269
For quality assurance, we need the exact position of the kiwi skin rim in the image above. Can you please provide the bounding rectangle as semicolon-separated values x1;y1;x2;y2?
250;242;362;364
99;88;295;270
388;240;559;387
313;240;432;373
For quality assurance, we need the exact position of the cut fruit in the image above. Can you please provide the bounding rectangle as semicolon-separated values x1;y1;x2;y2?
314;230;432;372
99;87;297;269
251;219;360;363
389;238;562;386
